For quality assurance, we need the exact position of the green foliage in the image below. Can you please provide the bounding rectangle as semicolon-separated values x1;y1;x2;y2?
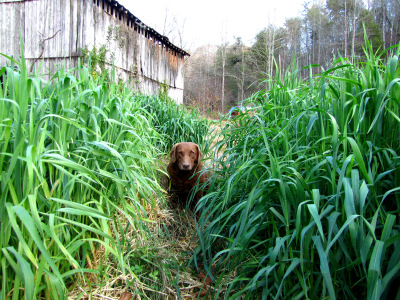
80;25;130;89
355;9;384;56
0;54;167;297
0;44;211;297
158;81;170;101
250;26;287;79
141;95;210;153
81;44;111;82
193;40;400;299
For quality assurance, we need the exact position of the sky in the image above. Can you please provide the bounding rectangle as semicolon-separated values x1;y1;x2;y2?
118;0;306;51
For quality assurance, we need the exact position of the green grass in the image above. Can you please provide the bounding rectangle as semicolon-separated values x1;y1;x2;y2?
193;39;400;299
2;37;399;299
0;48;209;298
141;95;210;153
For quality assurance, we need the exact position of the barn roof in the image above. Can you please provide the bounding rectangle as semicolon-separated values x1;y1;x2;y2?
99;0;190;57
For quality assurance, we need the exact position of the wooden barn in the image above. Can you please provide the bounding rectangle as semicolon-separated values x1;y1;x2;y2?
0;0;189;103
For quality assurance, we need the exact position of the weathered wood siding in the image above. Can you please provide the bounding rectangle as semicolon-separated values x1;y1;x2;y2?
0;0;187;103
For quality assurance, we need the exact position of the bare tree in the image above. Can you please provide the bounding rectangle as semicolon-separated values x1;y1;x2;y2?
265;11;276;90
351;0;357;62
220;22;228;112
161;8;189;50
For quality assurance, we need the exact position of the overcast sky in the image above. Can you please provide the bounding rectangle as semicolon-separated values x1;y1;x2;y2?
118;0;306;51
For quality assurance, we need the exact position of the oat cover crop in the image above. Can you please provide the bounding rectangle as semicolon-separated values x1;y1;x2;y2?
194;40;400;299
0;48;208;298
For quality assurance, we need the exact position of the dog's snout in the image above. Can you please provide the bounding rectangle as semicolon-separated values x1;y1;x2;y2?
181;162;191;170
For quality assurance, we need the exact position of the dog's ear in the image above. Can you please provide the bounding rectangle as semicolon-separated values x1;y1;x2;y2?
196;144;202;163
170;143;179;163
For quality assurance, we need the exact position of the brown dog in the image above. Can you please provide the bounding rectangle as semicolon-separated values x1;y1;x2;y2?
167;142;208;207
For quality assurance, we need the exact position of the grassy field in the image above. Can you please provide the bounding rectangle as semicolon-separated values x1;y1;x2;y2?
194;40;400;299
1;38;399;300
0;51;209;299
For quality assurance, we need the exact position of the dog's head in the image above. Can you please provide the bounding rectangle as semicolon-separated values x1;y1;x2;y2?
170;142;202;171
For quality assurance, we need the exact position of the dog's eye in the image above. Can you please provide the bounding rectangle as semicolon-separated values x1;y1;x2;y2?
190;150;195;155
178;151;183;155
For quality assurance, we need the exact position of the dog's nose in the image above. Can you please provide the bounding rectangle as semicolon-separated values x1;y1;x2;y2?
181;163;191;170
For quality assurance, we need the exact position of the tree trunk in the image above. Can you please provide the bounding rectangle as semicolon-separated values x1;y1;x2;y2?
266;29;269;90
382;0;386;48
241;45;244;101
222;54;225;112
351;0;356;62
345;0;348;57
